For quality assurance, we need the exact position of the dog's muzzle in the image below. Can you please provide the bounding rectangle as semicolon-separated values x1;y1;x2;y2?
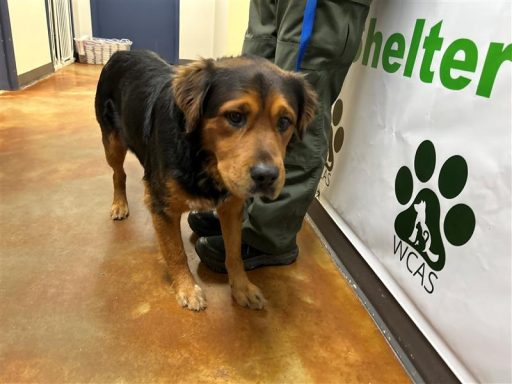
249;163;280;198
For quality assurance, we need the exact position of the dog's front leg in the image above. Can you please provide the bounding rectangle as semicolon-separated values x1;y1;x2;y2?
217;196;266;310
150;209;206;311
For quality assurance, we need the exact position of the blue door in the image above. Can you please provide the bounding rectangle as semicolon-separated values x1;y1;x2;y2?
0;0;18;90
90;0;179;64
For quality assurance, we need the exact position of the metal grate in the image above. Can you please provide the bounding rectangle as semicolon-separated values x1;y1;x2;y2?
48;0;74;69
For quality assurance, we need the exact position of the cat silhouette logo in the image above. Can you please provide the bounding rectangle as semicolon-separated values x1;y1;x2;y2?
394;140;476;271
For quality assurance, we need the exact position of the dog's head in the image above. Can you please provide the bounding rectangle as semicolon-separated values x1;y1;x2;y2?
172;56;317;199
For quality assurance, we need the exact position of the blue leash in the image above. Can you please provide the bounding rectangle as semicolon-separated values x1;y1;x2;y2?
295;0;318;72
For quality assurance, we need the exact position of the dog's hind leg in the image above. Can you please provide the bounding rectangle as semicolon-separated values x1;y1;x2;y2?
102;132;129;220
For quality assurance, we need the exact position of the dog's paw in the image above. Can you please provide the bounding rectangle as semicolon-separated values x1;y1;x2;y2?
231;281;266;310
111;201;129;220
176;284;207;311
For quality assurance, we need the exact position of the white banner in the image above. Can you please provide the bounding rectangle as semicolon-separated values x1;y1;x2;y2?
318;1;512;382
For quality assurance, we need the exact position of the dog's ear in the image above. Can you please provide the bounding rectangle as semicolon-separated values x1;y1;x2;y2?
172;59;215;133
288;74;318;140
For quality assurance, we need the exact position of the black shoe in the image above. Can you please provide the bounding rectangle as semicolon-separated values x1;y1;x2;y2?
195;235;298;273
187;210;222;237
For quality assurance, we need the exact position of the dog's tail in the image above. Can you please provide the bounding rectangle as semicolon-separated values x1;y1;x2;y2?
100;98;121;135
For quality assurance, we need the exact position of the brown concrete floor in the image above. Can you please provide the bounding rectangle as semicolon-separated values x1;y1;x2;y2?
0;64;410;383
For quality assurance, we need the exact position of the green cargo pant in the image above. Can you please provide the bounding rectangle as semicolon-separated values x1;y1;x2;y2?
241;0;370;254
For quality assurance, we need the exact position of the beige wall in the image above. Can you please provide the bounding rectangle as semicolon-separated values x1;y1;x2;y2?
179;0;249;60
7;0;52;75
179;0;216;59
213;0;228;58
226;0;249;56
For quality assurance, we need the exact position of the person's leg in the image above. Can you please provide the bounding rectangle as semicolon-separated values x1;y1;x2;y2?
241;0;371;255
241;0;277;61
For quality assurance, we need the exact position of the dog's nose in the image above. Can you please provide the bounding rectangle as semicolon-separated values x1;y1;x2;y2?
250;164;279;187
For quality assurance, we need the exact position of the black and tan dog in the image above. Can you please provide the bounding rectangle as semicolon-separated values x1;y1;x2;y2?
95;50;316;311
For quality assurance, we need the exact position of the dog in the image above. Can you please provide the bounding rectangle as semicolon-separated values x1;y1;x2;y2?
95;50;317;311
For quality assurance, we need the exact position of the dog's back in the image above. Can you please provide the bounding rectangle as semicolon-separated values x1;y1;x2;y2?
95;50;172;163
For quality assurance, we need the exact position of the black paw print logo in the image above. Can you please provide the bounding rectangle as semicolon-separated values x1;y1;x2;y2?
317;97;346;197
394;140;476;271
325;98;345;172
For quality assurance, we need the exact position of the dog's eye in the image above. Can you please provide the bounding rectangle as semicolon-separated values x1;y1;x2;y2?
225;112;246;128
277;117;292;133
